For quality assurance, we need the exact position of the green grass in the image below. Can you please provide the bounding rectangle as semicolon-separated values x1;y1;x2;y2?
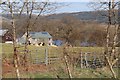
1;43;105;54
1;43;118;65
1;43;119;78
1;43;105;61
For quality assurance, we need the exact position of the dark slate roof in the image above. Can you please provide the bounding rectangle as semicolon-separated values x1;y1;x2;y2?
18;32;52;44
29;32;52;39
0;29;8;36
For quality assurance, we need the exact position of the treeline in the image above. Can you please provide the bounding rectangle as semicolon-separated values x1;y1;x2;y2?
2;14;118;47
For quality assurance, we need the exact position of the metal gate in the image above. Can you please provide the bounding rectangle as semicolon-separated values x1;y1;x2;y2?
31;47;61;65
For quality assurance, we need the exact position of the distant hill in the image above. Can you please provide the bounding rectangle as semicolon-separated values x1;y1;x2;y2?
45;11;109;23
1;16;11;22
0;10;110;23
1;14;26;19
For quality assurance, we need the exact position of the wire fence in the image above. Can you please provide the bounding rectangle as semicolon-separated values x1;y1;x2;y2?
2;47;119;69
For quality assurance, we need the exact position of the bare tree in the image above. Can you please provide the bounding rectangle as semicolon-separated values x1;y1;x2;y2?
0;0;62;78
0;1;21;79
21;1;62;72
89;0;119;78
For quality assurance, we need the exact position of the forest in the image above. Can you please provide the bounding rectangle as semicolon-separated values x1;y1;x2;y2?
1;12;119;46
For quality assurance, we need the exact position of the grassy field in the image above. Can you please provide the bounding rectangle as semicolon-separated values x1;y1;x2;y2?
1;43;119;78
1;43;105;54
1;43;105;61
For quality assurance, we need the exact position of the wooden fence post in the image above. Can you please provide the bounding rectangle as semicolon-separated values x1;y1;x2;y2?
35;49;38;64
85;52;89;68
93;52;96;66
45;48;48;65
80;52;83;68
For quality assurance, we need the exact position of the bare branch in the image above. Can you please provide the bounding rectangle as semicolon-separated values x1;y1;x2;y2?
31;2;48;27
19;2;26;16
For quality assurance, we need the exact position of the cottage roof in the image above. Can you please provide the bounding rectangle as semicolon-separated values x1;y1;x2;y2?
18;32;52;44
0;29;8;36
29;32;52;39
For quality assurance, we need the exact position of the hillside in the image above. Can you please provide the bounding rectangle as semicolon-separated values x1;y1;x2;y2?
1;10;108;23
0;10;118;47
46;11;108;23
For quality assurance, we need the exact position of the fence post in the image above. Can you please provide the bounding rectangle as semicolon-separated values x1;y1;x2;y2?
80;52;83;68
85;52;89;68
35;49;38;64
92;52;97;68
45;48;48;65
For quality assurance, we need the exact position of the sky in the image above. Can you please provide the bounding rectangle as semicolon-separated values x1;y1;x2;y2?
45;0;119;14
0;1;92;14
54;2;93;14
33;2;93;15
0;0;119;14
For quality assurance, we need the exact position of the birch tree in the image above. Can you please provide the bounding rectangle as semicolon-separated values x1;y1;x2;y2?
0;1;21;79
89;0;119;78
20;1;62;71
0;0;62;78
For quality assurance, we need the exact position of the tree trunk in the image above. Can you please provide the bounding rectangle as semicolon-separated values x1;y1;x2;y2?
63;47;72;79
10;2;20;79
